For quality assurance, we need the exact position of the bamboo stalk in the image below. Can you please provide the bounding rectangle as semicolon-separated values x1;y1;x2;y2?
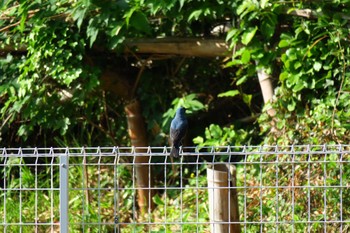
256;64;276;117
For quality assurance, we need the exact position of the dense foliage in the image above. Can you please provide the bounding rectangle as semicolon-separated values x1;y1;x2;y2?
1;0;350;147
1;0;251;147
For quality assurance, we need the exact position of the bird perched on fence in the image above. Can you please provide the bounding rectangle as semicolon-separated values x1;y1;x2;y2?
170;107;188;158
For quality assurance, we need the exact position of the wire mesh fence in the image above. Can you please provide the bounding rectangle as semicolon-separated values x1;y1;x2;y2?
1;145;350;232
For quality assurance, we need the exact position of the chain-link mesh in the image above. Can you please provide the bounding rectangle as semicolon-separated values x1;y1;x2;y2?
1;145;349;232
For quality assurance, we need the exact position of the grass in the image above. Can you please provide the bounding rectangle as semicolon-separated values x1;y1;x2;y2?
0;156;60;232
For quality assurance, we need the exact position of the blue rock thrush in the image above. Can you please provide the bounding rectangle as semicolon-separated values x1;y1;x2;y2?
170;107;188;158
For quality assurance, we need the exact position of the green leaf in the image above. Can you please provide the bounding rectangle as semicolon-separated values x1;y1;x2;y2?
130;11;151;34
276;119;286;130
236;75;248;85
218;90;240;98
56;117;71;135
287;99;296;111
18;2;29;32
18;125;28;136
111;21;124;36
209;124;222;138
294;61;302;70
179;0;185;10
278;40;289;48
153;194;164;205
241;49;251;64
180;94;206;112
109;35;125;49
188;9;202;22
193;136;204;145
279;71;289;81
72;7;88;29
87;19;99;47
292;81;305;92
185;99;205;111
261;15;276;39
226;28;240;42
260;0;269;8
313;61;322;71
241;26;258;45
242;93;252;107
124;7;136;27
237;1;257;18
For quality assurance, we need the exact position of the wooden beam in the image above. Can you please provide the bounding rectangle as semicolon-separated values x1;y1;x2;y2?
1;38;230;57
286;8;350;21
124;38;229;57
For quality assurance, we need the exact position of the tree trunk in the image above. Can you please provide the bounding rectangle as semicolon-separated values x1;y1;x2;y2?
100;69;154;214
124;100;155;214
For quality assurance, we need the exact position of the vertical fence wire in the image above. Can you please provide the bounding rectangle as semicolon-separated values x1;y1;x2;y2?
307;145;311;233
19;150;22;233
147;149;150;233
180;154;183;233
323;145;327;233
195;150;200;233
2;150;7;232
1;145;350;232
211;152;215;233
163;150;167;232
243;145;248;233
50;148;55;233
132;150;136;232
275;145;279;233
259;146;263;233
291;145;295;233
34;149;38;233
97;148;102;233
228;150;232;233
339;145;343;233
114;146;120;233
81;149;86;233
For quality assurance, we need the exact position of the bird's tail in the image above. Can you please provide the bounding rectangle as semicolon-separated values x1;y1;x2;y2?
170;146;180;158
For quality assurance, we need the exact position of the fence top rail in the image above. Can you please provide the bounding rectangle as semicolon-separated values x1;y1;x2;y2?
1;144;350;157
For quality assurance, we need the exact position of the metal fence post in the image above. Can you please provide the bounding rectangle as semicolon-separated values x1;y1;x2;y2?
60;150;69;233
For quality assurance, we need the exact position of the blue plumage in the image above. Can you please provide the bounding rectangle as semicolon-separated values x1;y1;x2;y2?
170;107;188;158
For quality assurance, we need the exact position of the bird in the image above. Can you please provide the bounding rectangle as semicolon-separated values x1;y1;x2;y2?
170;107;188;158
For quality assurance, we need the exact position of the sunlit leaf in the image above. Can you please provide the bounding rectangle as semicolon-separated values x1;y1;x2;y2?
218;90;240;98
241;49;251;64
278;40;289;48
242;93;252;106
188;9;202;22
313;61;322;71
153;194;164;206
241;26;257;45
226;28;240;42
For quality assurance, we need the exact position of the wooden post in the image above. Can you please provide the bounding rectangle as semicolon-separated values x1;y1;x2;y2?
207;164;240;233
